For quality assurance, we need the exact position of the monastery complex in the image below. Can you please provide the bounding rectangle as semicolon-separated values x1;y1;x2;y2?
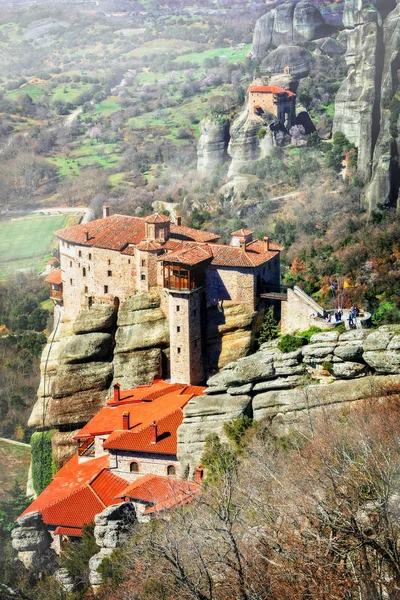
46;206;281;386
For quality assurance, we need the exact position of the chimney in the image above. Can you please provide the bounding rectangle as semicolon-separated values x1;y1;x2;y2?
263;236;269;251
239;239;246;252
195;466;204;483
175;214;182;227
103;204;110;218
113;383;121;402
122;412;130;430
150;421;157;444
84;229;89;242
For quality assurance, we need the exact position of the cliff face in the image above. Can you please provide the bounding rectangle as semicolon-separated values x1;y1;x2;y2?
251;0;329;60
333;1;400;209
197;117;230;176
30;295;262;466
178;327;400;476
227;108;277;177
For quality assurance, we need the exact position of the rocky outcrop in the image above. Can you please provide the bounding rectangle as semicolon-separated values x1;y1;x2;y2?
227;108;277;177
178;327;400;476
261;45;314;79
333;9;380;181
11;511;55;570
251;1;330;60
197;117;230;175
89;503;136;592
334;2;400;209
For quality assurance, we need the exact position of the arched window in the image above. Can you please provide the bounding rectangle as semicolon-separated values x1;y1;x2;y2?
167;465;176;477
130;462;139;473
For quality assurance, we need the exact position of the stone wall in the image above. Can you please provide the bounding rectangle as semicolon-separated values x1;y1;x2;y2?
177;326;400;476
281;286;325;333
110;450;179;481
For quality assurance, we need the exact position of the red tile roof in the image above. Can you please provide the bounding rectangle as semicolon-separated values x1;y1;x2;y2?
115;474;200;513
46;257;59;265
161;243;213;267
90;470;128;505
135;240;163;252
74;381;205;443
144;213;171;223
45;268;62;285
42;485;106;527
55;213;220;251
249;85;296;97
103;409;183;454
54;526;82;537
231;229;253;237
209;243;279;268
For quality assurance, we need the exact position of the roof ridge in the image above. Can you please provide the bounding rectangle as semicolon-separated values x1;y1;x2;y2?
41;482;92;512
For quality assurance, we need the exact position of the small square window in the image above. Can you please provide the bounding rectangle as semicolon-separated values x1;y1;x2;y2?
70;261;72;267
176;306;180;312
84;286;88;294
141;274;146;281
89;253;92;260
104;285;108;294
177;326;180;333
83;268;86;277
107;270;112;277
177;347;181;354
128;259;131;264
70;278;73;285
79;251;82;257
108;259;111;265
141;259;146;267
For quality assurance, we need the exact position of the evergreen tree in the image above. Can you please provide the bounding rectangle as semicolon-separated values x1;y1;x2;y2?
258;306;278;347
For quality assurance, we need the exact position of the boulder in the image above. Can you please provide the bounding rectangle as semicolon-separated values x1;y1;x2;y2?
253;375;305;391
197;117;230;175
302;343;337;358
339;330;367;341
117;294;162;327
73;304;116;334
47;390;107;427
293;1;327;42
112;348;162;389
363;351;400;374
334;341;364;361
332;361;367;378
363;330;393;351
52;362;113;398
310;331;339;343
115;320;169;353
11;525;52;553
261;45;314;78
315;37;346;55
61;333;113;364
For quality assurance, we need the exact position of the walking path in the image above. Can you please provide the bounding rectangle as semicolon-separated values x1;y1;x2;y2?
0;437;30;448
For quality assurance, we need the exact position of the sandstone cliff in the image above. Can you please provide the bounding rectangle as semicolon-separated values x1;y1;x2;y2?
197;116;230;175
251;0;330;60
333;2;400;209
177;327;400;476
29;295;262;467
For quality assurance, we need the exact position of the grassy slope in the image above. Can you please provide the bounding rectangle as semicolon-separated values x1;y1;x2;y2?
0;213;79;280
0;440;31;501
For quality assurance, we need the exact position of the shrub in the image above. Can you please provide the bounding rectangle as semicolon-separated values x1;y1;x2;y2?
31;430;56;495
322;360;333;374
258;306;278;346
257;127;267;139
297;326;322;341
277;334;306;353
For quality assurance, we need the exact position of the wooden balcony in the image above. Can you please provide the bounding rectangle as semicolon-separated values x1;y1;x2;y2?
50;288;63;301
164;265;197;292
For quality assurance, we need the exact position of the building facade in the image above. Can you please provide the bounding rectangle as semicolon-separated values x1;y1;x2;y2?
49;210;281;385
248;84;296;128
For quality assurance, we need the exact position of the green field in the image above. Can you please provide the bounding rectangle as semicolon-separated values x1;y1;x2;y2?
0;213;80;280
173;44;251;65
0;440;31;501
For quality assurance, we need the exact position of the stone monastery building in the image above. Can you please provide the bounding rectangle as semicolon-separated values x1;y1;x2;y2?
248;84;296;128
47;207;281;385
15;380;203;555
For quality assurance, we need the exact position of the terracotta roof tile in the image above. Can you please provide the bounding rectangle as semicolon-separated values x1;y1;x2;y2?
209;244;279;268
135;240;163;252
249;85;296;97
90;470;128;505
46;257;59;265
103;409;183;454
74;381;205;440
54;526;82;537
231;229;253;237
45;268;62;285
42;485;105;527
161;243;213;266
144;213;171;223
116;474;200;511
55;215;146;250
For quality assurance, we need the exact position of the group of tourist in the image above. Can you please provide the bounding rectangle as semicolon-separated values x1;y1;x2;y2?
325;306;360;328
